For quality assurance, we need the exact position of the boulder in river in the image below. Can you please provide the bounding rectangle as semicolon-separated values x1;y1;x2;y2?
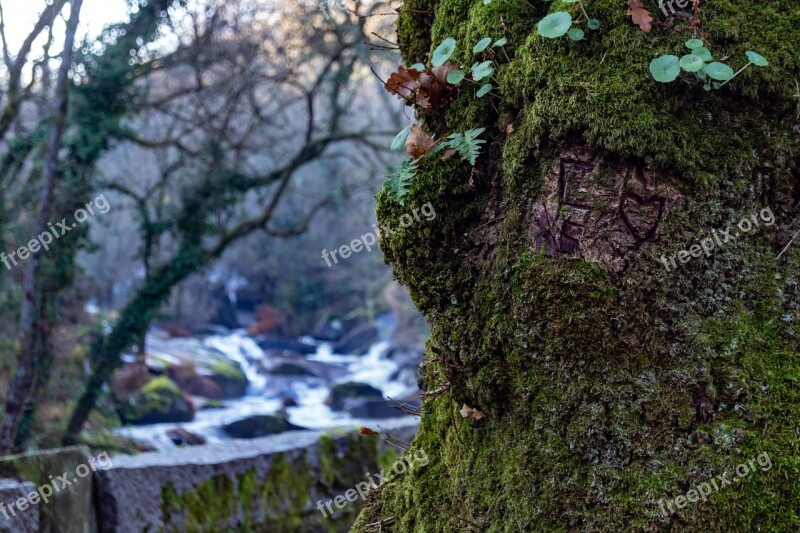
144;334;249;399
221;415;306;439
166;428;207;446
343;398;415;419
167;362;224;399
256;334;317;355
115;375;195;425
325;382;383;411
331;324;378;355
311;317;345;341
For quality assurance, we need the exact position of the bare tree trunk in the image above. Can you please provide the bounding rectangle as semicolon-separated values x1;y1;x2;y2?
0;0;84;454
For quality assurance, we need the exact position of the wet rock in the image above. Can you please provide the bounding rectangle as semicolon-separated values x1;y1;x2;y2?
262;356;347;381
197;399;225;410
166;428;207;446
115;375;195;425
331;324;378;355
168;363;224;399
256;334;317;355
312;317;345;341
343;398;406;419
221;415;306;439
246;305;288;336
145;335;249;399
268;362;319;377
325;382;383;411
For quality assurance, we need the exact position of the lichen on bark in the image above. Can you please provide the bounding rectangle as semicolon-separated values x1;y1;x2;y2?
353;0;800;530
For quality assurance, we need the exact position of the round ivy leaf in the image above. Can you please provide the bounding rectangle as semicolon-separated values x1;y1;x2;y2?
704;62;735;81
446;69;465;84
473;37;492;54
696;70;707;81
704;83;712;91
650;55;681;83
537;12;573;39
493;37;508;47
477;84;493;97
568;28;585;41
679;54;704;73
692;46;712;62
685;38;704;50
409;63;425;72
432;38;457;67
746;51;769;67
587;19;600;30
472;60;495;81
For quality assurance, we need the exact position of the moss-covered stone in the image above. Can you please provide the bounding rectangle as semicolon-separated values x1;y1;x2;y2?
115;375;194;425
354;0;800;530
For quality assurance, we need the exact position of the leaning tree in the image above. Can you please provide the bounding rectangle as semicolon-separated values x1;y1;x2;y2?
354;0;799;530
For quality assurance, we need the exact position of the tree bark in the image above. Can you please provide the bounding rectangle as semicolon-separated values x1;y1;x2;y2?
0;0;83;454
354;0;800;530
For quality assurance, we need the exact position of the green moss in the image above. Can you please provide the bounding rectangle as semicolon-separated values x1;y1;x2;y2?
159;452;315;532
356;0;800;530
205;356;247;381
117;375;191;424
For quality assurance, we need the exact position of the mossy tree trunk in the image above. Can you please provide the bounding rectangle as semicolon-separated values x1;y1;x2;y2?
354;0;800;530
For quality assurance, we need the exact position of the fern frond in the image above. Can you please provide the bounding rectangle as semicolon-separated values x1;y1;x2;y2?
384;159;418;205
443;127;486;165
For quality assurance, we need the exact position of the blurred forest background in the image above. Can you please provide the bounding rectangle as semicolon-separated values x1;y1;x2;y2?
0;0;423;454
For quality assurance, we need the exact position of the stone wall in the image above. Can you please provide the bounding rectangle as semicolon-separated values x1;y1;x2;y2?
1;420;418;533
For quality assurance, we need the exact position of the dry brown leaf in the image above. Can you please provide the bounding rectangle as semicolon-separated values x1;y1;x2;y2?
627;0;653;33
406;125;437;159
385;66;421;100
416;62;455;110
460;404;486;421
359;427;379;436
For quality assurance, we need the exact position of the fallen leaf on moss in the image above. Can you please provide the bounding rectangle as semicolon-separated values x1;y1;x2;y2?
359;427;379;436
627;0;653;33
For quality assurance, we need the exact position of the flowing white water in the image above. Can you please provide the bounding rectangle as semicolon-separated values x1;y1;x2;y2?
116;323;415;450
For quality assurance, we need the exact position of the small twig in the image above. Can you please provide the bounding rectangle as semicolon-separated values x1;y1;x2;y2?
366;517;395;532
388;397;423;416
420;382;450;398
434;504;483;531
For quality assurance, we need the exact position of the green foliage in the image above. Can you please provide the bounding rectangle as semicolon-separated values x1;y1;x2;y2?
650;40;769;90
384;160;418;205
441;127;487;165
432;37;457;66
382;127;487;205
537;0;599;40
537;12;573;39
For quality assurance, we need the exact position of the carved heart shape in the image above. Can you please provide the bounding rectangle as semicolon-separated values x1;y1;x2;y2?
620;193;663;240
